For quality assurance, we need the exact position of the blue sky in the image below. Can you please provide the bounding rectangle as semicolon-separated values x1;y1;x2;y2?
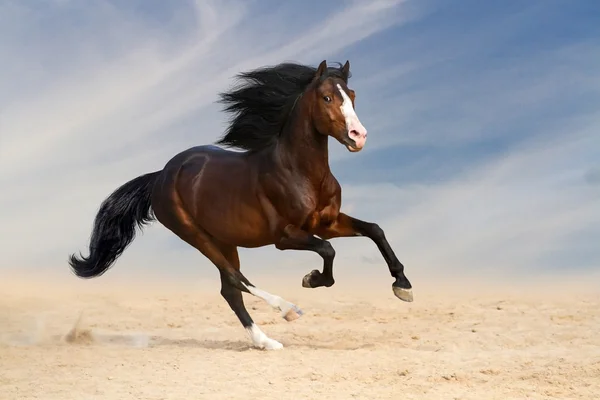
1;0;598;285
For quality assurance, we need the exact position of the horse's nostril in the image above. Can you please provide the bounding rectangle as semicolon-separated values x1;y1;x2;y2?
349;130;366;138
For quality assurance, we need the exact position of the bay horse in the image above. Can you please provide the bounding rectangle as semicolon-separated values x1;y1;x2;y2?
68;60;413;350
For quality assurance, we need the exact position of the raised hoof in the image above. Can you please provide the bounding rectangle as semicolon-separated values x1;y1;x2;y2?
302;269;334;288
301;272;314;288
393;286;414;302
282;305;304;322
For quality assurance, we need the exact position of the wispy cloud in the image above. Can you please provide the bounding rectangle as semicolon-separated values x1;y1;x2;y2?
1;0;598;286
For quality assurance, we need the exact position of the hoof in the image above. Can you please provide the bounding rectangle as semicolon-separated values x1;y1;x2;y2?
265;340;284;350
302;274;313;288
257;338;284;351
302;269;334;288
281;304;304;322
393;286;414;302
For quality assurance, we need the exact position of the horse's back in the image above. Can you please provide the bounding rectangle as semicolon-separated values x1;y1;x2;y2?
159;144;245;174
171;144;240;160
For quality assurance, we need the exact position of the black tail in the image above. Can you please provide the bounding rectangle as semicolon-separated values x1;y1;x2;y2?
68;171;161;278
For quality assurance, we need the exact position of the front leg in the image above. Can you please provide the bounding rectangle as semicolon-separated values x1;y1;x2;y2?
314;213;413;302
276;224;336;288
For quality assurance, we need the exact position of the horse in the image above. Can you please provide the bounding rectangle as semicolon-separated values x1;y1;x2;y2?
68;59;413;350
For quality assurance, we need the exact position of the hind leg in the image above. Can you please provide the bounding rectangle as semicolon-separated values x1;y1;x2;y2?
175;238;302;322
174;222;302;320
154;190;302;344
219;246;283;350
208;243;302;322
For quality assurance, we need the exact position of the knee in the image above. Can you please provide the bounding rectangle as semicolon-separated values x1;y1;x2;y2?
318;241;335;260
368;223;385;240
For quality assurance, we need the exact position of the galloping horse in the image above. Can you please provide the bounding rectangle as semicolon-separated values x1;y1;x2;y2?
69;60;413;350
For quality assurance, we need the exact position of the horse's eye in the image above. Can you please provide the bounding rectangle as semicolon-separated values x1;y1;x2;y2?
323;96;332;103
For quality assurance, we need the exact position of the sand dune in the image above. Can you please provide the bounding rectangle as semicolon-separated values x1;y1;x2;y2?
1;273;599;399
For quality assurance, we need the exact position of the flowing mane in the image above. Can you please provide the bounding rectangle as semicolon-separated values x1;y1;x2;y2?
215;61;349;152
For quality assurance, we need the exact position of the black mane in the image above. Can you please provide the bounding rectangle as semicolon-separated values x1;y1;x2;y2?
215;61;349;152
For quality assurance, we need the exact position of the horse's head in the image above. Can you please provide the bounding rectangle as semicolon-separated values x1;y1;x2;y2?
309;60;367;152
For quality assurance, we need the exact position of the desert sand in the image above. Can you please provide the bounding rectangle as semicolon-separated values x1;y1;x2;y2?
1;271;599;400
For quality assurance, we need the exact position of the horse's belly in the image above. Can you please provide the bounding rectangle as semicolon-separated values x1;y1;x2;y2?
195;196;274;248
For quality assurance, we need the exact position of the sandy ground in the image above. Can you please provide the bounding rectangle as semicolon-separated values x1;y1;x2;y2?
1;272;599;400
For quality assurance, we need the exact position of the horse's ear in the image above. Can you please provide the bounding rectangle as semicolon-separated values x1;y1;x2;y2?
341;60;350;81
315;60;328;79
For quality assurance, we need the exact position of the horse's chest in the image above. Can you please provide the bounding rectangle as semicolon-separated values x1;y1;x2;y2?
297;192;338;230
285;178;316;208
280;176;338;228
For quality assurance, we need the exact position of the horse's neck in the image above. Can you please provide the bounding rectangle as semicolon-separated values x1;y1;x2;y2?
277;113;331;182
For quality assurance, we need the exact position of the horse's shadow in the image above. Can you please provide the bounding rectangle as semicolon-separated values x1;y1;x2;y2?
79;331;374;352
148;336;251;352
74;331;249;351
149;335;376;351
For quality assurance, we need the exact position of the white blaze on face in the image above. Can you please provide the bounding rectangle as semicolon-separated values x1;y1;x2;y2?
336;83;367;151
